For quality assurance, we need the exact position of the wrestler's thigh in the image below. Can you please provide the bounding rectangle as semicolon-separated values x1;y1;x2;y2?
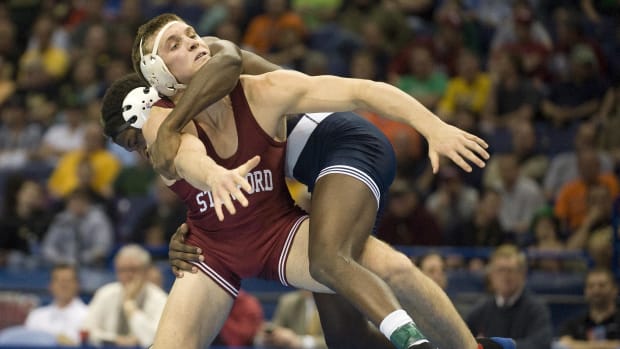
284;219;334;293
152;272;234;349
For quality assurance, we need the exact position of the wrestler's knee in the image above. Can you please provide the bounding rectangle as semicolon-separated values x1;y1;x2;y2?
308;250;352;287
376;251;415;287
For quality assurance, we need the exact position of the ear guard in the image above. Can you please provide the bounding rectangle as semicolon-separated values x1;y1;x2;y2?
121;86;160;129
139;20;186;97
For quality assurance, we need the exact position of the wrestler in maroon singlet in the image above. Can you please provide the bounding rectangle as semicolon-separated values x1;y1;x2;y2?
157;82;307;298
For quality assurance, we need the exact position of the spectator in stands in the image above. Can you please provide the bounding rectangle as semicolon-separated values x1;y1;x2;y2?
557;268;620;349
598;82;620;172
242;0;306;55
416;252;447;290
391;45;447;110
83;244;167;347
16;14;69;92
566;184;615;268
554;148;619;233
255;290;326;349
131;177;186;247
24;264;87;345
541;44;609;127
0;93;42;170
0;177;51;267
37;97;86;165
527;206;570;272
426;165;478;245
461;189;507;247
483;121;548;189
544;122;613;201
466;244;552;349
41;188;113;268
376;177;442;246
437;49;491;122
47;121;120;200
482;53;542;133
215;290;263;347
494;153;545;239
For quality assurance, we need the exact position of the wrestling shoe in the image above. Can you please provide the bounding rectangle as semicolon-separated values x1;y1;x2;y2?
477;337;516;349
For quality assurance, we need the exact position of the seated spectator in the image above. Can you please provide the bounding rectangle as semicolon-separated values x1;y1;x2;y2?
83;244;167;347
461;189;507;247
376;177;441;246
41;188;113;268
426;166;478;245
416;252;447;290
466;244;552;349
437;49;491;122
482;53;542;133
557;268;620;349
494;153;545;239
544;122;613;201
391;45;447;110
255;290;326;349
242;0;306;55
555;148;619;233
541;44;609;127
24;264;87;345
0;176;52;267
215;290;263;347
47;121;120;200
36;98;86;165
0;93;43;170
527;207;570;273
483;121;548;188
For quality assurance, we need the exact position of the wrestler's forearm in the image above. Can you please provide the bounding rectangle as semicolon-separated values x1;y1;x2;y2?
173;134;217;192
161;41;243;133
240;49;282;74
356;80;444;137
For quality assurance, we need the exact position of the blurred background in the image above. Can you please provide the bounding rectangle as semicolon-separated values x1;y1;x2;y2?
0;0;619;348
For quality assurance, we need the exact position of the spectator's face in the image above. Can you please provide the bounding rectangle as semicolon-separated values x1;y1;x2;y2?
420;254;447;290
17;181;44;212
512;123;536;155
350;53;376;80
154;21;211;85
68;196;90;217
534;217;556;242
115;255;147;287
585;272;618;308
409;47;433;78
489;256;526;298
498;156;519;187
50;267;79;305
577;150;600;184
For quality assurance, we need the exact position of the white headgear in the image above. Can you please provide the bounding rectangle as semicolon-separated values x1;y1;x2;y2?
139;20;187;96
121;86;160;129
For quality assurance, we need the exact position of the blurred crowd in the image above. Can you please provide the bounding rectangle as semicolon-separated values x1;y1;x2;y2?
0;0;619;275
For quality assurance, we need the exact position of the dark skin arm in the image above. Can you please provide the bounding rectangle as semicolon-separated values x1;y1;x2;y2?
149;38;282;179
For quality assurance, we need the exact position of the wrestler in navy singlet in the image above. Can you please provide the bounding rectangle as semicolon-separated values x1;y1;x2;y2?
159;82;307;298
285;112;397;222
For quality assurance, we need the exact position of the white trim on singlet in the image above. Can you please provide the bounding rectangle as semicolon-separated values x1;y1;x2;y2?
278;215;308;286
317;165;381;209
285;113;334;178
190;260;239;298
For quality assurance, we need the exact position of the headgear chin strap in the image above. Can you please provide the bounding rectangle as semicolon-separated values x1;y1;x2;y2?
120;86;160;130
139;20;187;97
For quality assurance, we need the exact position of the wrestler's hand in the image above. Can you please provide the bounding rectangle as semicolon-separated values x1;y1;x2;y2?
149;126;181;180
427;123;489;173
207;155;261;221
169;223;203;278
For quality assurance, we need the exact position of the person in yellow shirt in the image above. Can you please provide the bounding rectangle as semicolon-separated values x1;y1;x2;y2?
48;122;120;199
437;50;491;122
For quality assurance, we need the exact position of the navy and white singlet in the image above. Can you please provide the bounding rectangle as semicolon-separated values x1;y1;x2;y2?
285;112;396;214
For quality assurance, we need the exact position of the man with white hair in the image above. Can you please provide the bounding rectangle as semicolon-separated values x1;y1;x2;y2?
83;244;167;347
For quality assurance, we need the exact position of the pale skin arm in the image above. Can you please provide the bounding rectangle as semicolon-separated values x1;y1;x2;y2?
143;106;260;221
244;70;489;173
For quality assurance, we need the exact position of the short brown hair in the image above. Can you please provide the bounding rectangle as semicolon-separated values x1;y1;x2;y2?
490;244;527;270
131;13;183;82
